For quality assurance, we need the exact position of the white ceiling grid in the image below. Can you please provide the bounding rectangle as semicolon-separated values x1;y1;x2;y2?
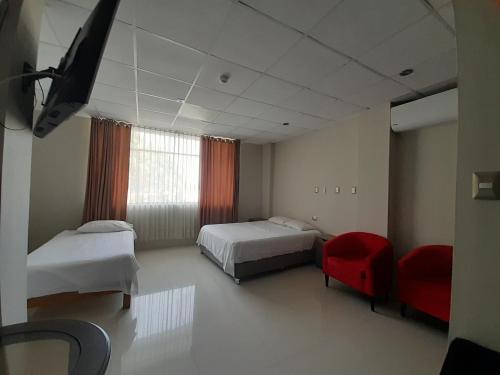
37;0;456;144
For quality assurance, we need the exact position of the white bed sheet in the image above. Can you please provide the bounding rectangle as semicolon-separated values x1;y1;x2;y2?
196;221;319;276
27;230;139;299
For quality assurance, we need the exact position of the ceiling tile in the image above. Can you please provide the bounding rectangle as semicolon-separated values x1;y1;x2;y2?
225;97;274;118
268;38;349;87
196;56;260;96
311;62;384;99
186;86;236;111
280;89;361;119
96;59;135;90
139;110;176;128
229;127;259;138
256;106;300;124
293;114;329;129
46;1;134;65
203;123;234;138
138;94;182;115
437;3;455;29
93;99;137;123
310;0;429;57
243;0;341;32
37;42;64;70
63;0;136;24
359;15;456;77
136;0;232;52
241;75;301;106
344;79;410;108
245;118;282;132
91;83;136;106
45;0;88;47
173;116;207;133
104;21;134;65
180;103;220;122
211;4;301;71
136;30;205;83
394;48;457;92
137;70;191;100
214;112;252;127
40;13;59;45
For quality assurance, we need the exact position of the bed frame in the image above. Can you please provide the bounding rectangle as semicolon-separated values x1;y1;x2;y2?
27;291;131;309
199;245;314;284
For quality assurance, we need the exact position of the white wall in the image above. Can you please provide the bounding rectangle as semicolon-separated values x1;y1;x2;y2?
271;104;391;236
389;122;458;258
450;0;500;351
0;0;42;326
238;142;263;221
29;115;91;250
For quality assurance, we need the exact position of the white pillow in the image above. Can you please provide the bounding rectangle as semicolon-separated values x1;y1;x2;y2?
77;220;134;234
284;219;315;231
268;216;290;225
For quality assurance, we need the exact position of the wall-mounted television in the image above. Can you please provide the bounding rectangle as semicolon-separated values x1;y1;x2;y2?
31;0;120;138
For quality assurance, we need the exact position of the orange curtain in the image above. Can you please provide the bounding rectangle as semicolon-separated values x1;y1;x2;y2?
199;136;240;228
83;118;131;223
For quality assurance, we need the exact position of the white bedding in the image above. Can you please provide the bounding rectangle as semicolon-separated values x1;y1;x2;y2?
196;221;319;276
27;230;139;299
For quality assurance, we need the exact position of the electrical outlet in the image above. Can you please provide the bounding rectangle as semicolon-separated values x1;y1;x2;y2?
312;216;318;221
335;186;340;194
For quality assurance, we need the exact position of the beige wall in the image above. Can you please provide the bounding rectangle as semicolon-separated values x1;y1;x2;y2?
28;116;91;251
450;0;500;351
238;143;263;221
261;143;274;218
389;122;457;259
271;104;391;236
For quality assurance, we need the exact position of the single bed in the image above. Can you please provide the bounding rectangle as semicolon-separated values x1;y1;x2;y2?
197;219;320;283
27;230;139;309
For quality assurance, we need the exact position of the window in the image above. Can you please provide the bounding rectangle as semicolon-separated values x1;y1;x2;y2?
127;127;200;241
128;127;200;205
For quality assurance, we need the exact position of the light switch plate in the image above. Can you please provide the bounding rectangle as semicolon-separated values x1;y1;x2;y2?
472;172;500;200
314;186;319;194
335;186;340;194
351;186;357;194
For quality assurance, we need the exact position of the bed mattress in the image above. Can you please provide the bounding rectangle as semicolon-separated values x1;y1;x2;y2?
196;221;319;276
27;230;139;299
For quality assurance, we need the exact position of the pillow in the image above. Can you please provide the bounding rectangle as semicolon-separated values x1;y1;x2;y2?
283;219;315;231
268;216;290;225
77;220;134;234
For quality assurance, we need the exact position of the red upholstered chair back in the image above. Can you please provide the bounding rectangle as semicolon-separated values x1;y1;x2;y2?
328;232;391;257
399;245;453;281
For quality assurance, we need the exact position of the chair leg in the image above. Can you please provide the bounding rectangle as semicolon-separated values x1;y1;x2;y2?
324;274;329;287
400;303;407;317
370;298;375;312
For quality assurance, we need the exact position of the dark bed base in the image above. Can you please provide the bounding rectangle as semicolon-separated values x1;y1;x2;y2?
199;245;314;284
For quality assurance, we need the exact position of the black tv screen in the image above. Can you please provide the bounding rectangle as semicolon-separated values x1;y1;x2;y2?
33;0;120;138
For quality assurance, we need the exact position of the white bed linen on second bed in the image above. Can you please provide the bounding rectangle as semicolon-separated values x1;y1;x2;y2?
27;230;139;299
196;221;319;276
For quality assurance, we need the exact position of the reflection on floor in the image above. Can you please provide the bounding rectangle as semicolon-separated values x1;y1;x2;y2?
29;246;448;375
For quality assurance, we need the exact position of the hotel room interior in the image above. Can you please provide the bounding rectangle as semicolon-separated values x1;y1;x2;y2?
1;0;500;374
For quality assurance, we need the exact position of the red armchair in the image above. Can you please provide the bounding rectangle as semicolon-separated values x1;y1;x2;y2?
323;232;393;311
398;245;453;322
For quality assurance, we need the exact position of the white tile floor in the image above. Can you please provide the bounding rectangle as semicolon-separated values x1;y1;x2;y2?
29;246;448;375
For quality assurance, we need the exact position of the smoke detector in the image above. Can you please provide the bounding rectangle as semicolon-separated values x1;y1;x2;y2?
219;73;231;84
